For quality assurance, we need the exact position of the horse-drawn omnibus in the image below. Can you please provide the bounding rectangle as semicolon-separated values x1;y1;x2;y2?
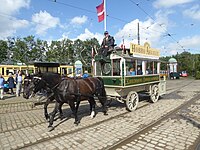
93;42;166;111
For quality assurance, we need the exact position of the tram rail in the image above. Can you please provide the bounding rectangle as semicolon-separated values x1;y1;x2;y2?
106;87;200;150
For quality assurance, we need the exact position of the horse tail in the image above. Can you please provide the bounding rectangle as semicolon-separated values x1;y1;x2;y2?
96;77;108;115
96;77;107;100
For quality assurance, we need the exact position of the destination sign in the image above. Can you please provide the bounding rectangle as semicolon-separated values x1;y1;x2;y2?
130;42;160;59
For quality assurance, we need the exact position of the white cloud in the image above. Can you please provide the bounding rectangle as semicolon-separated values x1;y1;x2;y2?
153;0;194;8
70;15;88;25
73;28;103;42
32;11;60;35
12;19;29;28
0;0;30;15
165;35;200;55
114;17;167;49
183;5;200;20
0;0;30;39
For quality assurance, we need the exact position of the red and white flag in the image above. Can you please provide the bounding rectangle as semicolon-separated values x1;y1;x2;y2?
96;0;104;22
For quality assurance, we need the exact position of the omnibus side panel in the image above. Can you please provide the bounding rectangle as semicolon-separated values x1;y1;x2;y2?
124;75;160;86
102;76;123;86
159;80;166;95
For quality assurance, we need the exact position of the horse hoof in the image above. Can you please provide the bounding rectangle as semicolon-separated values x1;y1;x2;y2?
45;116;50;121
74;121;80;125
60;116;64;120
90;111;96;118
31;103;35;108
104;112;108;116
48;126;54;132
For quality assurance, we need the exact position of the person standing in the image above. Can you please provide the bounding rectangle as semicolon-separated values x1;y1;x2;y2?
15;71;22;97
7;73;15;95
0;74;5;99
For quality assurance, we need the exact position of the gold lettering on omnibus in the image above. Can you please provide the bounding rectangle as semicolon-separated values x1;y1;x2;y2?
125;76;159;85
130;42;160;57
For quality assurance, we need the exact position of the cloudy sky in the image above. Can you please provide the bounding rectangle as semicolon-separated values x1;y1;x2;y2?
0;0;199;56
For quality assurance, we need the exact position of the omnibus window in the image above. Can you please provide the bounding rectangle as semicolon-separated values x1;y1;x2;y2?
153;61;158;74
113;59;120;76
48;67;58;73
146;61;153;74
126;59;136;76
136;60;142;75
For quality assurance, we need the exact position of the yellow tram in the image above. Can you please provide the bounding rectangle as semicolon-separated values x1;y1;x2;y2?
0;63;74;80
93;42;166;111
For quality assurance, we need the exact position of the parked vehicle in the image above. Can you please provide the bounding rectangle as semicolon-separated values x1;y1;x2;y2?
170;72;180;79
181;71;188;77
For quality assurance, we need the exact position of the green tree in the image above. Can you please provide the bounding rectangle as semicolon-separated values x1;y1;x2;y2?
0;40;8;63
73;39;84;62
81;38;100;71
195;54;200;79
10;36;46;65
11;37;28;64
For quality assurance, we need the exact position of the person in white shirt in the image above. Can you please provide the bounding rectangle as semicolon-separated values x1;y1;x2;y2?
15;71;22;97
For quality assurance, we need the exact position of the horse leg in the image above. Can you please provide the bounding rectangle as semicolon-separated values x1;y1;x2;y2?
75;100;80;113
48;101;59;131
44;94;55;120
58;102;64;120
44;98;51;120
69;101;79;125
88;97;96;118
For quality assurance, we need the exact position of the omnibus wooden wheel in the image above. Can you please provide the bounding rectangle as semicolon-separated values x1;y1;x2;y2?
150;84;159;103
125;91;139;111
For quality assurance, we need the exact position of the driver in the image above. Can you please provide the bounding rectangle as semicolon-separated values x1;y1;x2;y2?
100;31;115;57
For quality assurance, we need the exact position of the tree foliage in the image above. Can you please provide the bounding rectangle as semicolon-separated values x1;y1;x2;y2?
0;40;8;63
160;52;200;77
2;36;100;67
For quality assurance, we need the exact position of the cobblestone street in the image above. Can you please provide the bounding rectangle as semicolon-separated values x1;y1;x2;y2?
0;78;200;150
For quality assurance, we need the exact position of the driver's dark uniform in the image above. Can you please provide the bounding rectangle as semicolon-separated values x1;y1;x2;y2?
100;35;115;57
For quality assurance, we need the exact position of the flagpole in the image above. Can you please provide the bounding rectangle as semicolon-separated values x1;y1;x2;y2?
104;0;107;31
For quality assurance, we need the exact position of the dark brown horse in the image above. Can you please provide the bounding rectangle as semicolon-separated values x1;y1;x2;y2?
23;74;60;120
23;72;108;131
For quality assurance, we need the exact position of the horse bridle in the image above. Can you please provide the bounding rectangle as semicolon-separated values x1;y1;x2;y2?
32;76;62;94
